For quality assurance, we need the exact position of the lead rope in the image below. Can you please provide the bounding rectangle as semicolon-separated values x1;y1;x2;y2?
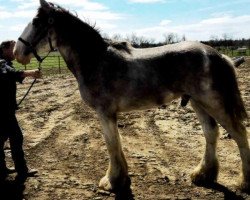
17;62;42;108
17;36;56;108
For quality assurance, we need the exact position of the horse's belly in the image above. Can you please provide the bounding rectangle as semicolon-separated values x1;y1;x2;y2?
117;92;180;112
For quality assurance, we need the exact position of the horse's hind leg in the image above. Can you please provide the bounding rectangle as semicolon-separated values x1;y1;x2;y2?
218;117;250;191
193;97;250;191
97;111;129;192
190;100;220;185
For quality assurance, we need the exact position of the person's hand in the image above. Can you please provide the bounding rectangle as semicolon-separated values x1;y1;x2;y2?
23;69;42;79
32;69;42;79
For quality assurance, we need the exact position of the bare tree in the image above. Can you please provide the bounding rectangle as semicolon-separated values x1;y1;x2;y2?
182;34;186;41
163;33;180;44
112;34;123;41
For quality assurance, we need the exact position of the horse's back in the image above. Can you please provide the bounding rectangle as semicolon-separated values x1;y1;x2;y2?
128;41;216;59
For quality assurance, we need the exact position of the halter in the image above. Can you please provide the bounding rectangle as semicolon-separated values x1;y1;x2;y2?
17;34;56;107
18;36;56;64
18;15;56;63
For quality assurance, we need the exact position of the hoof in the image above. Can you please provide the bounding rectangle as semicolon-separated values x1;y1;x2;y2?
99;175;113;191
191;165;218;186
99;175;131;192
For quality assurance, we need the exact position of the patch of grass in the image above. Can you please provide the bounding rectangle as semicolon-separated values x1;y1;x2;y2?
218;49;250;57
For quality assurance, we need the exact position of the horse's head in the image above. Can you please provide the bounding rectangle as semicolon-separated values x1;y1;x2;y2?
15;0;106;66
14;0;57;64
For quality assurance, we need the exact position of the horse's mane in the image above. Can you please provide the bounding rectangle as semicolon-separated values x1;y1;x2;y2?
37;3;107;63
38;3;99;33
106;40;132;54
38;3;134;55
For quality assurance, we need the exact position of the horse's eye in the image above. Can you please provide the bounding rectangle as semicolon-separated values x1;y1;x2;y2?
32;17;40;26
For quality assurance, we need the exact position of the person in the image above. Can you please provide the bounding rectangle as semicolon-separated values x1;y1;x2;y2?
0;40;42;182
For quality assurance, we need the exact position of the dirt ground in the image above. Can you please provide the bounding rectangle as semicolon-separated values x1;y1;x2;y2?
1;57;250;200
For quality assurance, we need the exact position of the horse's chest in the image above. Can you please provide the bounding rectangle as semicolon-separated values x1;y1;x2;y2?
77;81;96;106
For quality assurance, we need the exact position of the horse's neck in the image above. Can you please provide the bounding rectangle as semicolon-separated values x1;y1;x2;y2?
55;19;106;60
55;19;107;79
58;44;104;85
58;46;82;77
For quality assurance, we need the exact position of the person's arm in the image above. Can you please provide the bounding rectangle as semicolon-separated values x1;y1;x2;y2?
1;62;42;83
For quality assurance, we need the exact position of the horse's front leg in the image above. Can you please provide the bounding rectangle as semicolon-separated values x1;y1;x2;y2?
97;111;129;192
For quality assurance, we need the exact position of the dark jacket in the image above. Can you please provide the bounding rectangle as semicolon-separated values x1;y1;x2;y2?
0;58;24;114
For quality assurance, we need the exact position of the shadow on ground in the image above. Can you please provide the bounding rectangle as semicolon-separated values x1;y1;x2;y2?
196;182;246;200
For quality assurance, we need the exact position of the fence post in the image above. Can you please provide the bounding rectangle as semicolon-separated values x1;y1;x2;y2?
58;56;61;74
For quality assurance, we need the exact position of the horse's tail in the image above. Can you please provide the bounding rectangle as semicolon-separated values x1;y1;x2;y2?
211;54;248;122
222;54;245;68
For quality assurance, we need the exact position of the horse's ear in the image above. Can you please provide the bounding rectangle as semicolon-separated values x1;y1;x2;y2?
40;0;52;12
